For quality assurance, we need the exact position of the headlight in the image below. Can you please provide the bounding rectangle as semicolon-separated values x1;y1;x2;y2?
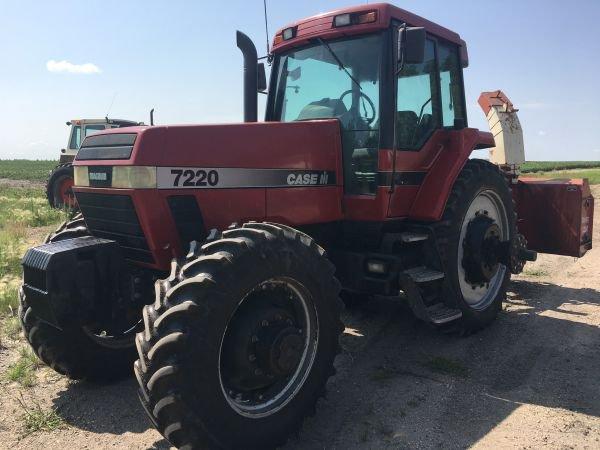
112;166;157;188
73;166;157;189
74;166;89;186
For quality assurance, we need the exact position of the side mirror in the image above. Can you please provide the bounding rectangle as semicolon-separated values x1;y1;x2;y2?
257;62;267;92
398;26;426;65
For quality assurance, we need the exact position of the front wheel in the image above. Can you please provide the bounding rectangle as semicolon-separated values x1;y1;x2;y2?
135;222;343;449
19;216;142;381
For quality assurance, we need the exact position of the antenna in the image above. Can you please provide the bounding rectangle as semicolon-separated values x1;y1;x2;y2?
105;92;118;118
263;0;270;55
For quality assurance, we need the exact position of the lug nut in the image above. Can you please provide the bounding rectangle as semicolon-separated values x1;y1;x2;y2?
261;320;269;327
249;354;256;362
254;369;263;376
251;335;259;343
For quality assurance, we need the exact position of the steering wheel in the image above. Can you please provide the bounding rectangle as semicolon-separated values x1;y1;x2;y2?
339;90;376;124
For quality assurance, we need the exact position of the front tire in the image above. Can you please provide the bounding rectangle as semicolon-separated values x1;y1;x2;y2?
19;216;139;381
135;222;343;449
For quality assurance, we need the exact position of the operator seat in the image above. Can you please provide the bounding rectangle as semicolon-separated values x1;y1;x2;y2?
296;98;348;121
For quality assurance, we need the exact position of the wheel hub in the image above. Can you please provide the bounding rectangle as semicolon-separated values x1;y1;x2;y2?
462;214;508;284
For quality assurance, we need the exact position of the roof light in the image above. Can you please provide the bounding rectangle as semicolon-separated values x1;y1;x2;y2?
357;11;377;24
333;13;352;27
333;11;377;27
273;33;283;45
282;27;296;40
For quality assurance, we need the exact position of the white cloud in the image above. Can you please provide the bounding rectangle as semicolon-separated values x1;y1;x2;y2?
593;149;600;154
46;59;101;74
538;130;547;136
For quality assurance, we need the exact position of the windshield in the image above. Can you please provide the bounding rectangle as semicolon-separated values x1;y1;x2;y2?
272;34;381;128
271;34;382;195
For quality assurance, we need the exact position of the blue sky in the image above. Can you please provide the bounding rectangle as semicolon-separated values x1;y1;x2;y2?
0;0;599;160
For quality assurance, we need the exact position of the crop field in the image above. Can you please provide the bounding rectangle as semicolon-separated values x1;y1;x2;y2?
521;160;600;173
0;160;598;449
0;160;58;182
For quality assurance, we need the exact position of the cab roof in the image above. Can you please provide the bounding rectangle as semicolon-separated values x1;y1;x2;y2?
272;2;467;65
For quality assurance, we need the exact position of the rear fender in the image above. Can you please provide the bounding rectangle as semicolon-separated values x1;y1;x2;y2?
407;128;494;221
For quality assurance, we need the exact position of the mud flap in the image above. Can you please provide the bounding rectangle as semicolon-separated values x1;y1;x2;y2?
513;178;594;257
21;237;123;330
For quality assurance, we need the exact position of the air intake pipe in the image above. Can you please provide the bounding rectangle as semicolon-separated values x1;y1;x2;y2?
236;31;258;122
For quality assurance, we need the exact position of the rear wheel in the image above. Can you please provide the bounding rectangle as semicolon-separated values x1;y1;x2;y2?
46;164;77;209
19;216;142;381
435;159;516;332
135;222;343;449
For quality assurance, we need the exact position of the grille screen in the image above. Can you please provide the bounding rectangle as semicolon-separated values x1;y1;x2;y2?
76;192;154;263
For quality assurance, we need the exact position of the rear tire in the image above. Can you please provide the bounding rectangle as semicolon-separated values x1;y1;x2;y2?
435;159;516;333
135;222;343;449
46;164;76;209
19;216;138;382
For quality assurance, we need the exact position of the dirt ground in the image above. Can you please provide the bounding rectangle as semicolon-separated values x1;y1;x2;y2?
0;187;598;449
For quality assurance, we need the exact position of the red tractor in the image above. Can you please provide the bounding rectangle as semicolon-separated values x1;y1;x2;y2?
19;4;593;449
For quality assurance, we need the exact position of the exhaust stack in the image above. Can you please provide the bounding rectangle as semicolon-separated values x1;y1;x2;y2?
236;31;258;122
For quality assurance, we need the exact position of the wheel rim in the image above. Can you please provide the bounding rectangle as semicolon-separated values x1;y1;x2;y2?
457;189;508;310
219;277;319;418
55;176;76;208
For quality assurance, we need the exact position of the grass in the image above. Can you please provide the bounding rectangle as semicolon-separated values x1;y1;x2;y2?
0;159;58;182
0;187;66;280
424;356;468;377
523;268;549;277
15;392;64;434
525;168;600;185
5;347;42;387
521;161;600;173
0;284;19;316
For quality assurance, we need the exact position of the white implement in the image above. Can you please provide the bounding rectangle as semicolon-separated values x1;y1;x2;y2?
478;90;525;170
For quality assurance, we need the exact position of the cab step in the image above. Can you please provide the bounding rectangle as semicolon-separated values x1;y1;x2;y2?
403;266;445;283
426;303;463;324
400;232;429;243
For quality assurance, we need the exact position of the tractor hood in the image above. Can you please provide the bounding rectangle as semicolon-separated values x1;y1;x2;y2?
72;120;345;269
74;120;342;172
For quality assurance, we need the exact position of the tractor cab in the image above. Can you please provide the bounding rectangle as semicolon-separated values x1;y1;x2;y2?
61;118;142;164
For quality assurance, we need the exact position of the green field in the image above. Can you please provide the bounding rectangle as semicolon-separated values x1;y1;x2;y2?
0;159;58;182
521;161;600;173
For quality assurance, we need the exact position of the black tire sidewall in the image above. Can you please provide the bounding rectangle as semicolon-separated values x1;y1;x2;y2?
443;161;515;327
162;234;340;448
46;164;73;208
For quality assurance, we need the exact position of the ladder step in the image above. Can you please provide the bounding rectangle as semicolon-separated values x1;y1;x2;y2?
400;232;429;243
426;303;463;324
403;266;445;283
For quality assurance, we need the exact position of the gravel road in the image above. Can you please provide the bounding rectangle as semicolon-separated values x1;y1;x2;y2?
1;187;598;449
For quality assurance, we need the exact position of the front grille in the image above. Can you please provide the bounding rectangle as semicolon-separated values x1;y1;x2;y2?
76;192;154;263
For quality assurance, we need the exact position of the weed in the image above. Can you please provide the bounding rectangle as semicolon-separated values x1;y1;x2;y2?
424;356;468;377
5;347;41;387
3;315;22;339
523;268;549;277
0;284;19;316
16;393;64;434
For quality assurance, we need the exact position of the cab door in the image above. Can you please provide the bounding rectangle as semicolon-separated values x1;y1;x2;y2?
387;32;467;217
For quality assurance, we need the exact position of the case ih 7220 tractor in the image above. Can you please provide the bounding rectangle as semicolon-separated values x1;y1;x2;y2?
20;4;593;449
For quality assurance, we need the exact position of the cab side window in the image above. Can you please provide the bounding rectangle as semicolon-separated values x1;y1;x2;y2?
396;39;439;149
69;125;82;149
438;42;466;128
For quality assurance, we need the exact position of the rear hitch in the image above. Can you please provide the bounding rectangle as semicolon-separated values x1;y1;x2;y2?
21;237;124;330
